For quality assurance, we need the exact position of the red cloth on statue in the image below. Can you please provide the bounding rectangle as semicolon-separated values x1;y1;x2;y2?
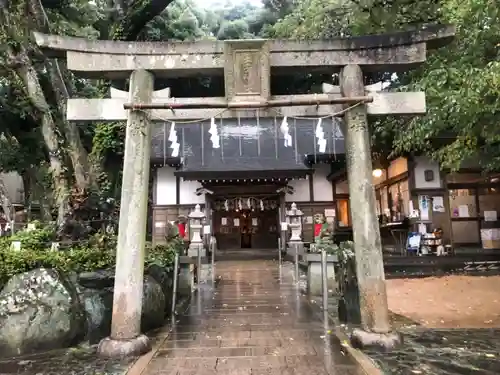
177;223;186;238
314;223;322;237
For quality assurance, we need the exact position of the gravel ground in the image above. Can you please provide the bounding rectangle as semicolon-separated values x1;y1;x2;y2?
386;275;500;328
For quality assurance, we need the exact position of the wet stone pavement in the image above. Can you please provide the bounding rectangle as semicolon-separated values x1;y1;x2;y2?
143;255;363;375
363;328;500;375
0;344;137;375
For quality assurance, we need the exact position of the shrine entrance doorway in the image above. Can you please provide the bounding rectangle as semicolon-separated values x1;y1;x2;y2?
212;195;280;250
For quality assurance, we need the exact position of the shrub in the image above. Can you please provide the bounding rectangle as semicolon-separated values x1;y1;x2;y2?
0;225;183;288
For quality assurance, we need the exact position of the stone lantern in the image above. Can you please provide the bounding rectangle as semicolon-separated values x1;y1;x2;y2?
286;202;303;242
188;204;206;256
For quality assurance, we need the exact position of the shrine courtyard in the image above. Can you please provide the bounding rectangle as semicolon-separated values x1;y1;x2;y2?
2;254;500;375
0;254;364;375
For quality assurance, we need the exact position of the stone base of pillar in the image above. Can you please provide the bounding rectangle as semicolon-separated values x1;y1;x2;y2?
97;334;151;358
178;264;194;295
350;328;402;350
307;262;336;296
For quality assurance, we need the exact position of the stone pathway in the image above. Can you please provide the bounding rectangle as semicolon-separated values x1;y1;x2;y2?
141;255;363;375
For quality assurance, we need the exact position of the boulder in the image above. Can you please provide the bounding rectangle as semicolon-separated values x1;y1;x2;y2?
77;273;166;342
146;264;174;313
0;268;85;357
79;287;113;344
141;275;166;331
78;269;115;289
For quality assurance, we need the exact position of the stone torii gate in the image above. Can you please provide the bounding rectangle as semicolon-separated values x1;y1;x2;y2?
34;25;454;357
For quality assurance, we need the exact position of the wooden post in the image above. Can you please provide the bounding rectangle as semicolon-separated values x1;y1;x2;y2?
98;69;153;357
340;65;400;349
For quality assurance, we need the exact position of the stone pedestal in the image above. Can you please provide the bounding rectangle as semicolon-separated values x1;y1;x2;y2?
200;264;212;282
303;254;337;296
187;244;206;258
288;241;305;255
178;264;194;295
307;262;336;296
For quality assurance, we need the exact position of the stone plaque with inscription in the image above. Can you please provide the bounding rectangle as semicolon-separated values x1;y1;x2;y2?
224;40;270;103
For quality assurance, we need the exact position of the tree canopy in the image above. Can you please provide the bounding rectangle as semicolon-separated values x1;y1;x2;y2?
272;0;500;171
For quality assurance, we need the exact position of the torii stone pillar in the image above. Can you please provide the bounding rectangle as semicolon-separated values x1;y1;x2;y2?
98;69;154;357
340;65;399;348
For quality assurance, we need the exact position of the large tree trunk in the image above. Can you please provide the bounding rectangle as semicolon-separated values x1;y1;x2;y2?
21;166;53;222
20;170;32;220
0;176;14;222
29;0;91;191
0;1;70;224
15;56;69;223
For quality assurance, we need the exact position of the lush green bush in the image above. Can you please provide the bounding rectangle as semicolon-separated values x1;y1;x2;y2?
0;225;183;288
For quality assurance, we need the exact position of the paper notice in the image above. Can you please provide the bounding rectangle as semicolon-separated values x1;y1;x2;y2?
458;205;469;218
432;196;445;212
484;210;498;222
324;208;336;217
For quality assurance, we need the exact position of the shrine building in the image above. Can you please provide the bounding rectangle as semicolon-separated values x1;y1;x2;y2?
151;116;345;250
34;26;500;254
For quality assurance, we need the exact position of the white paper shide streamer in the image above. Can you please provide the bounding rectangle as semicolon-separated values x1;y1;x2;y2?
168;122;180;157
280;116;293;147
209;117;220;149
333;119;343;139
315;118;327;153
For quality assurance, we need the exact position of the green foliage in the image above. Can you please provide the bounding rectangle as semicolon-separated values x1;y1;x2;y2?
313;228;337;254
1;223;57;251
0;0;285;218
146;237;184;272
273;0;352;39
0;225;181;288
387;0;500;171
334;241;356;296
274;0;500;171
217;19;251;40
